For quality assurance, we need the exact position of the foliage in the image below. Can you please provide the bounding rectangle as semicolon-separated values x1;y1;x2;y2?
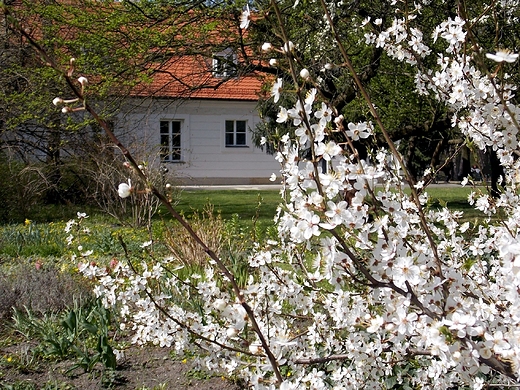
247;0;520;182
0;221;67;258
0;155;51;223
0;186;494;388
0;0;246;209
10;298;118;377
84;149;180;228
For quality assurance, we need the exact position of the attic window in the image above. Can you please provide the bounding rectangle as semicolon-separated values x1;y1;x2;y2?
212;49;237;78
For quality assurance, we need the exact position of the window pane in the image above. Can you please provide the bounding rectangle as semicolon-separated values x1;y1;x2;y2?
171;121;181;134
225;133;234;146
225;120;234;133
160;146;169;161
224;120;247;146
160;134;169;147
236;120;246;133
236;133;246;145
213;52;237;78
160;121;169;134
171;149;181;161
172;133;181;148
160;120;182;161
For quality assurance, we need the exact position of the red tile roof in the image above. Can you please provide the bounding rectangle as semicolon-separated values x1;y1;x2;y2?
4;1;266;101
132;54;265;101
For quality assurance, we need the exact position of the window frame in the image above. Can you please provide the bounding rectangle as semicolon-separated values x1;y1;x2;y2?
224;119;248;148
160;119;183;162
212;49;238;78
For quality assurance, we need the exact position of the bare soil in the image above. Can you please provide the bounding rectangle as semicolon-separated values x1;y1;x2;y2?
1;342;243;389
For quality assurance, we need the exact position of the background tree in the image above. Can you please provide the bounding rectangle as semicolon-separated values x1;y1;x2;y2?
243;0;520;185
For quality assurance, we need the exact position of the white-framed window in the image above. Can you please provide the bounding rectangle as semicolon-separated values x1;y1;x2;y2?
225;120;247;147
212;49;237;78
160;120;182;162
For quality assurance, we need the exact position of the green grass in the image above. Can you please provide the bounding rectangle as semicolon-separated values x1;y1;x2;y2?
0;185;488;261
421;185;489;220
423;185;474;202
173;186;481;221
172;189;281;228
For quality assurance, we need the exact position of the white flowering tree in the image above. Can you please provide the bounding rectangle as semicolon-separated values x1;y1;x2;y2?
10;0;520;388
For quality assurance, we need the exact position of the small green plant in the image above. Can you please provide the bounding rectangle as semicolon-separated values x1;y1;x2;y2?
185;368;214;380
0;380;74;390
11;308;69;358
10;299;117;376
136;384;168;390
0;382;37;390
40;382;74;390
64;300;117;374
0;343;40;374
0;222;66;258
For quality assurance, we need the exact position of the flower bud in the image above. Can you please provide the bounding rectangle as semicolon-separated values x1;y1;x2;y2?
479;347;492;360
118;179;132;198
78;76;88;86
269;58;277;66
249;343;261;355
334;115;344;125
262;42;273;52
300;68;310;79
53;97;63;106
226;327;239;338
282;41;294;53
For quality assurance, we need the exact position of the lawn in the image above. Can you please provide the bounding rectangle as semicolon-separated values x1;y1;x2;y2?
173;189;281;226
174;184;481;222
0;185;483;262
174;184;477;210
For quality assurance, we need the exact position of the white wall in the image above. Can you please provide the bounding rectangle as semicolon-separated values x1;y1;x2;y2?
117;98;280;185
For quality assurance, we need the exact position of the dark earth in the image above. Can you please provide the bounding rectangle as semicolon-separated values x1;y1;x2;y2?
1;342;243;389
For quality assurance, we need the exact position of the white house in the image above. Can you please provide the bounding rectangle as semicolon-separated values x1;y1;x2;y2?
117;54;280;185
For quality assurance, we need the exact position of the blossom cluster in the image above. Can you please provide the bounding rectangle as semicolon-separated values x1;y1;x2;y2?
75;1;520;389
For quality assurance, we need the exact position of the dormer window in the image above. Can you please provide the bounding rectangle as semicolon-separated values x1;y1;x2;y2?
212;49;237;78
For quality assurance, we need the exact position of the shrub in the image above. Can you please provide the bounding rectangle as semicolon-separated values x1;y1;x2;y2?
0;260;93;322
163;205;225;267
79;143;180;229
0;155;48;223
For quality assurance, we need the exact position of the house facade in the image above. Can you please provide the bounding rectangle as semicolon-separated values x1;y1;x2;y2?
118;55;280;185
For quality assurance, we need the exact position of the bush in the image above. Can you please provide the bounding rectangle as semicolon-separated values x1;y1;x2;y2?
0;155;48;223
78;142;180;228
0;259;93;322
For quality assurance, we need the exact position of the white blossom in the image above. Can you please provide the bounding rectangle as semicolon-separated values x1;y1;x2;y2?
239;4;250;30
271;78;283;103
486;50;519;63
117;179;132;198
